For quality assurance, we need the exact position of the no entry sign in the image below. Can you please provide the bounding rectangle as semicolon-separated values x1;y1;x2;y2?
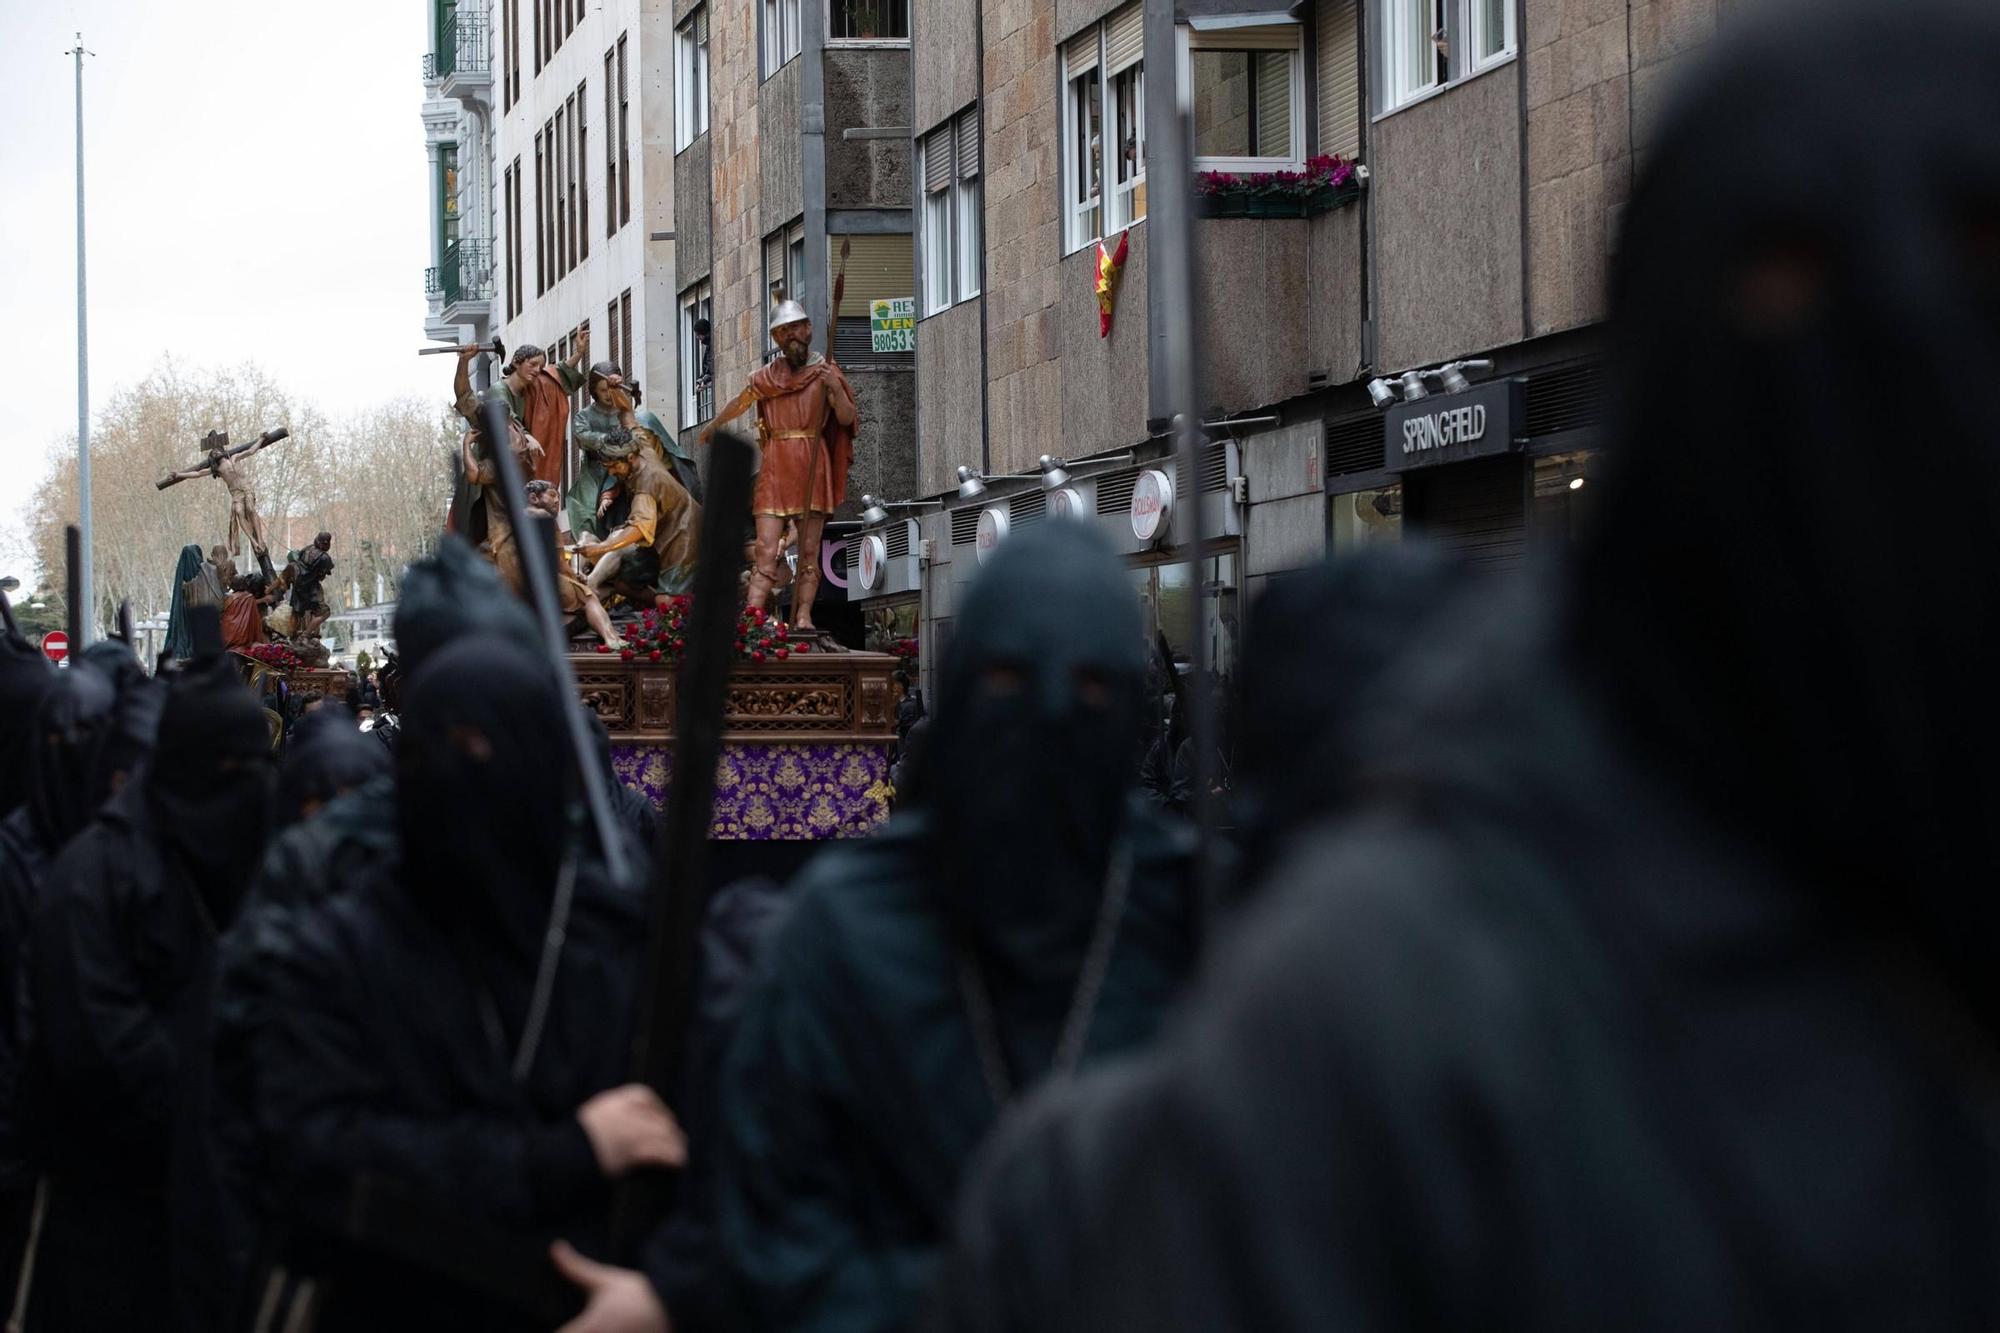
40;631;69;663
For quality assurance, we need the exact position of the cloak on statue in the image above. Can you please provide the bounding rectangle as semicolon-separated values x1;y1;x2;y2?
163;544;208;662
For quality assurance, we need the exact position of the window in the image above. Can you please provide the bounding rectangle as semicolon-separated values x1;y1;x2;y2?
1061;5;1145;254
504;158;525;319
534;131;547;293
764;0;801;75
677;9;710;150
576;81;589;261
829;0;908;42
501;0;515;108
620;289;634;379
1379;0;1512;113
534;0;543;73
1182;18;1304;172
604;49;618;234
438;142;460;249
764;220;807;350
832;233;916;361
680;282;715;426
617;35;632;226
919;107;981;314
607;298;622;372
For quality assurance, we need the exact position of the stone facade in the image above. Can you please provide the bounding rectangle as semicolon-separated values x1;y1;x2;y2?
916;299;984;494
826;49;915;209
709;0;767;400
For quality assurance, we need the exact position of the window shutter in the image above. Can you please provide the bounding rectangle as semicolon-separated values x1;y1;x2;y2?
923;125;953;193
1316;0;1360;160
1064;27;1100;77
1105;5;1144;75
607;299;621;369
956;110;979;179
1187;20;1300;51
1255;51;1292;156
620;290;634;379
694;7;708;41
765;231;788;298
837;234;915;317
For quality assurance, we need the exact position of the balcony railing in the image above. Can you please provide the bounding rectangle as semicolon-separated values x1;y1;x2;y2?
427;237;495;308
424;9;490;82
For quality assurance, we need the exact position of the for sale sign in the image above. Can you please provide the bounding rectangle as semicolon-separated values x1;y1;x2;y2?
870;298;916;354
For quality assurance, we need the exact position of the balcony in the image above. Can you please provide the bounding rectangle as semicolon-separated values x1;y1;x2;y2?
426;237;495;324
424;10;492;104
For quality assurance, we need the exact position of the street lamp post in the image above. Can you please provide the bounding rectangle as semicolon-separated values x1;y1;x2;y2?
70;33;94;646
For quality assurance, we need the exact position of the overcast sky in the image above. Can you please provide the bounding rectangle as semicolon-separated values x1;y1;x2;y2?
0;0;438;588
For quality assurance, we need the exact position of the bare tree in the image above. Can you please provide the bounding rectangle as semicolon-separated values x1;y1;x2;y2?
31;361;457;635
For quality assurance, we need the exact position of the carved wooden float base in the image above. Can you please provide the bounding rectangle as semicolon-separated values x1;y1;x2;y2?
578;650;901;841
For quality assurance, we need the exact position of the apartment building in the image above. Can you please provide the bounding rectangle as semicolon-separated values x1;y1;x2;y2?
885;0;1728;681
423;0;681;491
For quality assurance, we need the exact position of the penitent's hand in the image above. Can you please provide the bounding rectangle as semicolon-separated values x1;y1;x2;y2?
576;1085;687;1177
551;1243;671;1333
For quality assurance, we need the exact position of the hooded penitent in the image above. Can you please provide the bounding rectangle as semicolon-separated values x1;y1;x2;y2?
1569;0;2000;1018
0;631;56;821
924;522;1146;1046
393;536;542;675
276;710;392;827
78;638;165;801
396;635;571;1047
933;5;2000;1330
146;660;277;926
25;666;118;853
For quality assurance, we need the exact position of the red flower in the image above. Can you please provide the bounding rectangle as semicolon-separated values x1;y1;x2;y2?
751;650;766;663
595;644;610;654
620;648;635;660
649;649;662;661
752;608;768;625
775;647;789;660
672;639;685;652
793;643;811;653
775;624;789;640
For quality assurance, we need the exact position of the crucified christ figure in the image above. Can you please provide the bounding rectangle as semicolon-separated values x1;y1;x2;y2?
159;428;289;581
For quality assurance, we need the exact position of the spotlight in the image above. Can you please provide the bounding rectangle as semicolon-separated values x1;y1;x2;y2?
1398;371;1430;402
1568;476;1586;492
956;466;988;500
1437;365;1471;394
1039;455;1072;490
1367;378;1399;408
860;494;890;525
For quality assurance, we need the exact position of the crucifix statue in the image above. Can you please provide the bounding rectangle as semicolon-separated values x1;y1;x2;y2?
157;427;290;581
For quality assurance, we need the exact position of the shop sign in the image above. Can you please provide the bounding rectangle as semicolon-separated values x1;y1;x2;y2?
856;532;886;591
821;539;849;590
870;298;916;353
975;505;1010;564
1382;378;1523;471
1047;486;1086;520
1130;469;1175;543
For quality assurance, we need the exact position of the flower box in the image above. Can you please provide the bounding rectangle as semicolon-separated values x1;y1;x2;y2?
1194;155;1364;220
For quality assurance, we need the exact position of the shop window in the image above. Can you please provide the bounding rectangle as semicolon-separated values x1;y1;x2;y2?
829;0;909;42
1377;0;1514;114
1330;485;1403;552
920;108;982;313
1531;451;1596;545
1131;551;1241;683
676;8;709;150
1181;18;1303;173
1062;4;1146;254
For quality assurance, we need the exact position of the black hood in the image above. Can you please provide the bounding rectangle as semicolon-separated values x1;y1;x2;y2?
394;536;541;677
1235;543;1466;878
1570;0;2000;979
78;638;164;800
0;630;56;821
145;659;277;925
277;708;393;826
25;665;117;852
164;543;207;661
926;522;1146;998
397;634;572;1042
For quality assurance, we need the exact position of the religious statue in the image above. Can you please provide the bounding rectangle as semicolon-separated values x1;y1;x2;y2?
526;479;624;650
703;300;858;630
222;574;270;650
580;435;701;604
156;428;290;582
287;533;336;645
569;363;704;540
453;336;585;487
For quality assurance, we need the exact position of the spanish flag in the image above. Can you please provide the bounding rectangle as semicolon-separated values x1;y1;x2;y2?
1095;230;1130;338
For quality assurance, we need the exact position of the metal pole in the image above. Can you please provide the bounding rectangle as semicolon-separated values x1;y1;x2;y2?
1146;79;1219;907
72;35;93;647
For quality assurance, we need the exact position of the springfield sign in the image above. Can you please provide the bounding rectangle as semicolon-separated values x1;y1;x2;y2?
870;298;916;353
1381;378;1523;471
